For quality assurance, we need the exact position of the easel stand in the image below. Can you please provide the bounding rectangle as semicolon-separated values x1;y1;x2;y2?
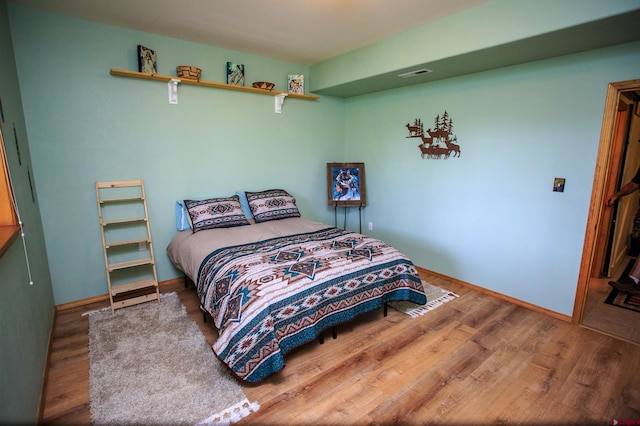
334;203;364;233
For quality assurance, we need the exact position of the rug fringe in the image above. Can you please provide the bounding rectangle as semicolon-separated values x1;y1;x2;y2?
82;306;110;316
197;398;260;426
403;292;460;318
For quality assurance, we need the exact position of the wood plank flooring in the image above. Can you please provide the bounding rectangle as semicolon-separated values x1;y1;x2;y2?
41;271;640;425
582;256;640;344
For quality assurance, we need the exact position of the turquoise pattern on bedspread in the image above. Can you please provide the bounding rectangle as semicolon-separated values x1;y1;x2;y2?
196;227;426;383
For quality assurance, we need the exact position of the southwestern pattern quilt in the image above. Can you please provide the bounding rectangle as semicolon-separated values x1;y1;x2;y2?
196;226;426;382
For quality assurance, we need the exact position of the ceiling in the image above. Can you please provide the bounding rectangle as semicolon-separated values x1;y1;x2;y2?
7;0;640;97
7;0;487;66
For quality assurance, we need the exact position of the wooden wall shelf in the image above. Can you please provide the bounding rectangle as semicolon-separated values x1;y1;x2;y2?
110;69;319;101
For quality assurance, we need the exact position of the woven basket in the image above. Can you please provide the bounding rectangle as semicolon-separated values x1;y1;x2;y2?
252;81;275;90
176;65;202;81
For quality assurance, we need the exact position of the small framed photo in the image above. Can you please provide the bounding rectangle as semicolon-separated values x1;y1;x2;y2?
288;75;304;94
137;45;157;74
227;62;245;86
327;162;366;206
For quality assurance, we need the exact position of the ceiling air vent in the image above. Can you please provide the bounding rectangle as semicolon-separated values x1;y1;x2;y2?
398;69;433;78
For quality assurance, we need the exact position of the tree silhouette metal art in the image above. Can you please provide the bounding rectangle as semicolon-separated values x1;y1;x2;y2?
405;110;461;159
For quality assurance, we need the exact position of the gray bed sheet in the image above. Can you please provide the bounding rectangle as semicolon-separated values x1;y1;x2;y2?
166;217;330;281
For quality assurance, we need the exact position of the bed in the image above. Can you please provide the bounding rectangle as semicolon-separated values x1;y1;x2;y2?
167;189;426;383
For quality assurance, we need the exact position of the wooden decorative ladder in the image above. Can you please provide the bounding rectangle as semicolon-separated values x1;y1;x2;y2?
95;180;160;313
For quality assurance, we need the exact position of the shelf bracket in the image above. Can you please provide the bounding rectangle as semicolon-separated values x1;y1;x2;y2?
168;78;180;104
274;93;288;113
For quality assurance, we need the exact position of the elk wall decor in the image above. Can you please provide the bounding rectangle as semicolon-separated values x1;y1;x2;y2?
405;110;461;159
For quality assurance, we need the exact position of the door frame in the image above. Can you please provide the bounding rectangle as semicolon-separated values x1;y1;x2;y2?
590;103;634;279
573;78;640;323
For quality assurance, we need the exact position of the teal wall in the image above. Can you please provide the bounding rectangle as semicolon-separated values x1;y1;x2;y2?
1;0;639;422
310;0;640;93
344;41;640;315
7;2;640;316
0;0;55;423
7;4;345;305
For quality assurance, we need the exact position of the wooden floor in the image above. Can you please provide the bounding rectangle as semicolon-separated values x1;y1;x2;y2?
582;257;640;344
41;270;640;425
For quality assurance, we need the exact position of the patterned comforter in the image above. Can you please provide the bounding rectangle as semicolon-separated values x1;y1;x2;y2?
194;225;426;383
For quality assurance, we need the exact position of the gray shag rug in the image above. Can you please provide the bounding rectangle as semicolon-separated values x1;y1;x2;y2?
87;292;258;425
388;280;459;317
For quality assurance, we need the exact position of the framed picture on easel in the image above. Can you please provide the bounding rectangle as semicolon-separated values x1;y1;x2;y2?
326;162;366;206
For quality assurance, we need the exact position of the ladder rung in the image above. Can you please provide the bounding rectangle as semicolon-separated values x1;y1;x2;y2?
112;293;159;310
102;217;147;226
112;293;160;310
100;196;144;204
105;238;150;248
107;258;154;271
110;278;158;296
96;180;144;189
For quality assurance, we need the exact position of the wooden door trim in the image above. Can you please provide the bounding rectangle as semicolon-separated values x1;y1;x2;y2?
574;79;640;323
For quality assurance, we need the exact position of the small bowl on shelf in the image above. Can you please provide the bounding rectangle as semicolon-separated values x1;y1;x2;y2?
252;81;275;90
176;65;202;81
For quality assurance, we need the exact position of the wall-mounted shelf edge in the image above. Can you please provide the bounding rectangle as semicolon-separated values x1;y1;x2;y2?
110;69;320;101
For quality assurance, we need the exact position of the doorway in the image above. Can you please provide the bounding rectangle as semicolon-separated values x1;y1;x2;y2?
574;79;640;344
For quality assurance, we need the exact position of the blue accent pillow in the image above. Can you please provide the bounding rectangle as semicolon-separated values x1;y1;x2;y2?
175;200;192;231
235;191;254;220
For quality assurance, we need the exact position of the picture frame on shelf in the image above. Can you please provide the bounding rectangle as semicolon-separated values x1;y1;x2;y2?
227;62;245;86
327;162;366;206
137;45;157;74
288;75;304;94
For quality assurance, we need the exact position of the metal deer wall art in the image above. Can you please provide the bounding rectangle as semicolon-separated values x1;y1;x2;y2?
405;110;461;160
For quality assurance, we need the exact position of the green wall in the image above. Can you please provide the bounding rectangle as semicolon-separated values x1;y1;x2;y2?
0;0;55;423
8;4;345;305
2;0;640;422
343;41;640;315
310;0;640;94
7;2;640;317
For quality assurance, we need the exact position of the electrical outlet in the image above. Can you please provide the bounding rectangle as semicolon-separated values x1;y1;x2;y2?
138;241;146;251
368;222;373;231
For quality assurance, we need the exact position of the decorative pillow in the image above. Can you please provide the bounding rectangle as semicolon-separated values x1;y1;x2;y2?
184;195;250;233
245;189;301;223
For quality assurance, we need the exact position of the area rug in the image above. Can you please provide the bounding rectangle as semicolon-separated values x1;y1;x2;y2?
388;280;459;318
87;292;259;425
605;288;640;313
